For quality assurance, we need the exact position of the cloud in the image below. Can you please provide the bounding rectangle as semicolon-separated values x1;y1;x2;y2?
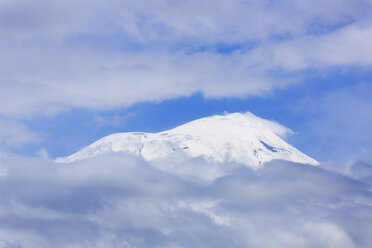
0;154;371;247
349;161;372;181
262;21;372;70
0;118;40;147
93;114;129;129
1;0;372;118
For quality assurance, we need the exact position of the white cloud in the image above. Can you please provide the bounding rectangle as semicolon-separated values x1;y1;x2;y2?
0;118;39;147
263;21;372;70
1;0;372;118
0;154;371;247
36;148;50;160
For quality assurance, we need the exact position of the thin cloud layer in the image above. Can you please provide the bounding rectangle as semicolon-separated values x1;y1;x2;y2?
0;119;40;147
0;154;371;247
1;0;372;117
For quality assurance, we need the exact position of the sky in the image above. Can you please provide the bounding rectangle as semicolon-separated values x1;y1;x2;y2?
1;0;372;247
0;0;372;164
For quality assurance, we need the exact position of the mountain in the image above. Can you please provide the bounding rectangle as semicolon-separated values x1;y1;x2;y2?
56;112;319;167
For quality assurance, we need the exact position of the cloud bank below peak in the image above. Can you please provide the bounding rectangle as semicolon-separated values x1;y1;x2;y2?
1;0;372;117
0;154;372;247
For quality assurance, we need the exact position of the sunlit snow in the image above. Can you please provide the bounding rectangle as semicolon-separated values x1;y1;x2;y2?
57;112;318;167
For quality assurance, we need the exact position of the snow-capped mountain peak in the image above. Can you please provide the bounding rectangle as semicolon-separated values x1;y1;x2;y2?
56;112;319;167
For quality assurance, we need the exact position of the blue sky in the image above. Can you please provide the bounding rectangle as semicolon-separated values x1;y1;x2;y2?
1;0;372;164
8;65;372;164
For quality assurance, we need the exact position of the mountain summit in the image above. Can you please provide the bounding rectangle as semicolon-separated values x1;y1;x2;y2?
57;112;319;167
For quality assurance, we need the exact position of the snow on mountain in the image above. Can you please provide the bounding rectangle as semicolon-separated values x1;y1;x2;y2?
56;112;319;167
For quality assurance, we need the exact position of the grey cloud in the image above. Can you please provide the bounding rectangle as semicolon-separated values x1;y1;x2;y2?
0;154;371;247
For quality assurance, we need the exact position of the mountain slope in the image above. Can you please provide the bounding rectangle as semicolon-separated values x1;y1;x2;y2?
57;112;319;167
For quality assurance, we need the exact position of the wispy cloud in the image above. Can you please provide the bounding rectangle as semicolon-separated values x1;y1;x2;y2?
1;0;372;118
0;118;40;147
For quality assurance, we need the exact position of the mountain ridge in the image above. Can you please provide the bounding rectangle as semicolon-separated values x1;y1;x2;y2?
56;112;319;167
